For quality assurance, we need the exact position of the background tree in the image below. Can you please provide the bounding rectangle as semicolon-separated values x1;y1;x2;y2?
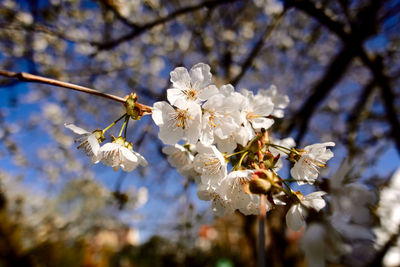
0;0;399;266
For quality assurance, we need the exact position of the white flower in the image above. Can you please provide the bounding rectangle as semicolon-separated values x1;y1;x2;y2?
99;137;147;172
286;191;326;231
167;63;219;108
64;123;102;164
375;167;400;250
193;144;227;185
239;89;275;139
200;93;241;145
152;101;202;145
215;126;249;153
220;170;261;215
259;85;289;118
197;184;234;217
290;142;335;184
162;144;199;180
300;223;350;267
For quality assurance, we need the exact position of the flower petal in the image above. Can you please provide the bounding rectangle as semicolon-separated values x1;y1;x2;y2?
170;67;190;90
286;204;305;231
64;123;90;135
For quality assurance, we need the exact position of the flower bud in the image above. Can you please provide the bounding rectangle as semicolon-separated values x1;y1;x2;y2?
125;93;141;120
248;178;271;195
93;129;105;142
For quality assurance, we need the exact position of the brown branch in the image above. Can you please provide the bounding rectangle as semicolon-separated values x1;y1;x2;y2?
285;45;355;144
0;23;91;44
230;11;285;86
285;0;384;144
347;81;376;158
0;70;126;103
359;53;400;155
92;0;240;51
286;0;349;40
0;70;152;114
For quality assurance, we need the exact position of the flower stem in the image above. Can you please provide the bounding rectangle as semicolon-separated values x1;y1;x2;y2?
124;116;129;138
258;194;266;267
103;113;127;134
225;150;247;158
267;143;292;154
233;151;248;171
118;115;128;137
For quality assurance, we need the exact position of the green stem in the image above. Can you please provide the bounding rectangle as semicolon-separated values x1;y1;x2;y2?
103;113;127;133
234;151;248;170
123;116;129;138
118;115;128;137
267;143;292;153
226;150;247;158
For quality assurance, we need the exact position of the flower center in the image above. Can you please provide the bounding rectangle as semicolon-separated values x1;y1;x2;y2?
184;88;198;101
173;109;189;129
200;155;222;175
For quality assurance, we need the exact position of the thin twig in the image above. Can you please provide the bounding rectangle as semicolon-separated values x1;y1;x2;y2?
0;70;152;113
93;0;240;51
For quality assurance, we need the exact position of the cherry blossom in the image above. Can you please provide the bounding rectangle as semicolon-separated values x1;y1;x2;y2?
290;142;335;184
64;123;103;164
99;137;147;172
152;101;202;145
286;191;327;231
193;144;227;185
167;63;219;108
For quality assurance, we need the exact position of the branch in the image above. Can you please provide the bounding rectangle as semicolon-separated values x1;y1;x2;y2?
285;0;349;40
0;70;153;114
99;0;139;29
92;0;240;51
359;53;400;155
285;0;384;144
230;11;285;86
346;81;376;158
285;45;355;144
0;70;126;103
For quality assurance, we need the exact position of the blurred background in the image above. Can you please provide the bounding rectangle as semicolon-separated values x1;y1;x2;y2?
0;0;399;266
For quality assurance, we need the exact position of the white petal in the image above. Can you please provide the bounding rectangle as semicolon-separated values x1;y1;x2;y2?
250;117;274;130
170;67;190;90
64;123;90;135
167;88;186;107
158;127;184;145
198;84;219;101
133;151;148;167
87;134;100;156
189;63;212;89
219;84;234;96
152;101;172;126
286;204;305;231
302;191;327;211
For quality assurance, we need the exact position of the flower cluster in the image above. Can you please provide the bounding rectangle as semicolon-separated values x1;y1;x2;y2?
65;113;147;173
153;63;335;230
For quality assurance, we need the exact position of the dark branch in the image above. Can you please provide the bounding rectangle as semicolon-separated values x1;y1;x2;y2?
359;53;400;155
287;45;355;144
284;0;384;144
230;11;285;86
92;0;240;51
347;81;376;158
